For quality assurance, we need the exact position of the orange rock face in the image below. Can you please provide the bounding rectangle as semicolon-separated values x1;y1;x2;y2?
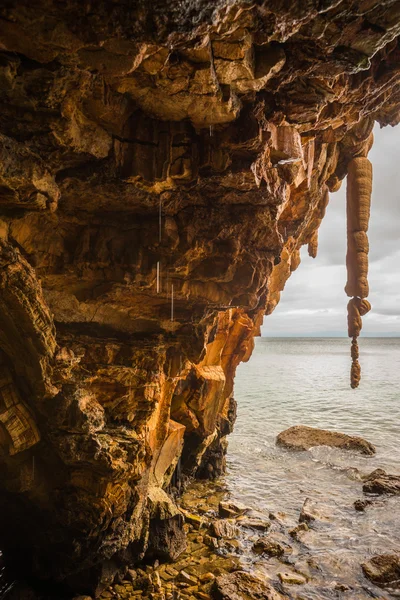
0;0;398;593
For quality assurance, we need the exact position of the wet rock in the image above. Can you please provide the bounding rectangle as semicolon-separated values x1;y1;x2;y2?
252;538;286;557
277;425;375;455
219;500;249;519
213;570;284;600
236;517;271;531
299;498;328;524
289;523;309;539
278;571;307;585
361;554;400;587
210;519;238;539
354;499;373;511
363;469;400;496
335;583;352;592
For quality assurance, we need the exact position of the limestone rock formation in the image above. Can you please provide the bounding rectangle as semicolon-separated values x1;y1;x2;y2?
0;0;398;594
276;425;376;455
346;157;373;388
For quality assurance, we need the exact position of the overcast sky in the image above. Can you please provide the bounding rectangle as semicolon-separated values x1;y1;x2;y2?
262;124;400;337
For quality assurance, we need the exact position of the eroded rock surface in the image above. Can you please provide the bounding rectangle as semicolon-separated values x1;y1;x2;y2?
0;0;398;593
363;469;400;496
362;554;400;588
276;425;376;455
213;571;285;600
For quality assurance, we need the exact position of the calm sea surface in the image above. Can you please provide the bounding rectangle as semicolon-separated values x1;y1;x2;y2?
225;337;400;598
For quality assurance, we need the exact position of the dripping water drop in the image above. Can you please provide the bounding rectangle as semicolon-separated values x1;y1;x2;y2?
171;284;174;322
156;261;160;293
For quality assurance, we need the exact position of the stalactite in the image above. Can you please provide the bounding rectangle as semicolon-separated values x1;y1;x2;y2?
308;187;329;259
308;230;318;259
345;157;373;388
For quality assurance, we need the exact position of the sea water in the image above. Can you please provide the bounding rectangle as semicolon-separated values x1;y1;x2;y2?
225;337;400;598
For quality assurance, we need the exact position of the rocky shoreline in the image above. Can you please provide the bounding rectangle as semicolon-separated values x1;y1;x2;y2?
95;475;400;600
5;427;400;600
92;427;400;600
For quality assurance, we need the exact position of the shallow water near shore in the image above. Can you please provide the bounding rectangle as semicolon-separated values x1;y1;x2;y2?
223;336;400;598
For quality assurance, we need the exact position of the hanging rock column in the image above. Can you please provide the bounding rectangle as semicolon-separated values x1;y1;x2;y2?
345;157;373;388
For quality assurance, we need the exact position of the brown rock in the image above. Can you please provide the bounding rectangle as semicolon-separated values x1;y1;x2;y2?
289;523;309;539
237;517;271;532
218;501;249;518
252;538;286;557
299;498;329;524
210;519;238;539
277;425;375;455
278;571;307;585
362;554;400;587
345;157;373;388
363;470;400;496
213;571;284;600
354;499;373;511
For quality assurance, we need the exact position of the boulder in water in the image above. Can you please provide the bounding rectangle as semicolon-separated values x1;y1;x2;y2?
354;499;373;511
363;469;400;495
213;571;284;600
276;425;375;455
362;554;400;587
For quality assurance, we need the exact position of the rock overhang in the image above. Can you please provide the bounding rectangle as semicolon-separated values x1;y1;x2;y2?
0;0;398;593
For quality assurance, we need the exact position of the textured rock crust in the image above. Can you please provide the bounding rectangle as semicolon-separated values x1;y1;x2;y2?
276;425;376;455
362;554;400;588
346;157;373;387
213;570;284;600
363;469;400;495
0;0;398;593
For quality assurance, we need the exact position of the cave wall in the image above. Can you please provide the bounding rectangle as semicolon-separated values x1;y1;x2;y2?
0;0;399;593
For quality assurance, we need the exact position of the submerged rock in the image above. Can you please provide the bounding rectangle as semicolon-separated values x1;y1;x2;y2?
213;571;284;600
278;571;307;585
252;537;286;557
362;554;400;587
363;469;400;495
354;499;373;511
277;425;375;455
289;523;309;539
236;517;271;531
299;498;329;524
